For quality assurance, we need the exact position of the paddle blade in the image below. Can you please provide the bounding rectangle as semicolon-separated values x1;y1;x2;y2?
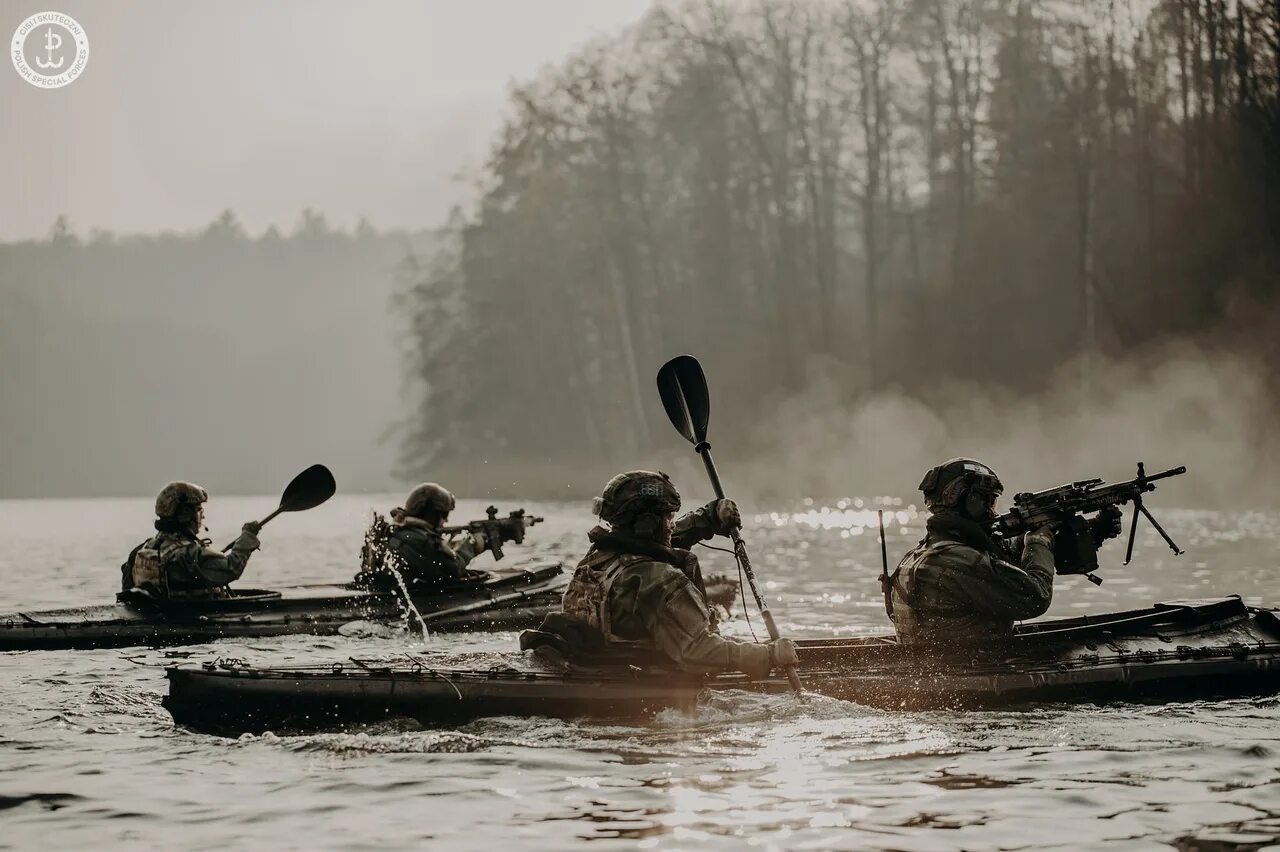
656;355;710;444
278;464;337;512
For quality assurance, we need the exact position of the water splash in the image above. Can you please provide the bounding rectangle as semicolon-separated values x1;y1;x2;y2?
335;620;402;639
289;730;493;755
85;685;170;722
385;555;430;640
360;511;430;640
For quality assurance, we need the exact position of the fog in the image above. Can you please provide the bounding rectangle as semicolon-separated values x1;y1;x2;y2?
387;0;1280;508
741;345;1279;508
0;0;651;240
0;0;648;498
2;0;1279;507
0;221;430;497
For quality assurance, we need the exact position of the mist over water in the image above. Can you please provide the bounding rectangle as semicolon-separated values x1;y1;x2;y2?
5;1;1280;507
740;343;1279;508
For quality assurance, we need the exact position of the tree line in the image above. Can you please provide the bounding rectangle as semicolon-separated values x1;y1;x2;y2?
0;211;431;497
398;0;1280;495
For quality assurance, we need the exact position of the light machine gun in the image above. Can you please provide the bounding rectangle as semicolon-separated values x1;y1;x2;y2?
442;506;543;561
990;462;1187;584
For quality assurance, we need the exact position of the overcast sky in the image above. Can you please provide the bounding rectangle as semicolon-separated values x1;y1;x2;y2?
0;0;652;241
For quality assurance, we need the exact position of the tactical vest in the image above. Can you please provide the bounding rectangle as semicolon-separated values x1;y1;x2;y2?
129;541;166;590
886;541;975;618
887;538;1019;645
125;534;228;600
562;550;655;647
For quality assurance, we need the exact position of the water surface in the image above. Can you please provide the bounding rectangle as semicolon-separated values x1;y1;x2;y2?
1;495;1277;850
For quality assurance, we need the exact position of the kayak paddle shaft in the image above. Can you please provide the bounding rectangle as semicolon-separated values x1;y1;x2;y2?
697;440;804;696
657;355;804;697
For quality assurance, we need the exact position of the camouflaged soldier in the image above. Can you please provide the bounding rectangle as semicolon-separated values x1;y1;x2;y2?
887;458;1122;646
353;483;489;591
120;482;261;599
529;471;797;677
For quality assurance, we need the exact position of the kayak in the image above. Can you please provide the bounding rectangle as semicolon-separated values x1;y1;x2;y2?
164;596;1280;734
0;563;568;651
1;569;741;652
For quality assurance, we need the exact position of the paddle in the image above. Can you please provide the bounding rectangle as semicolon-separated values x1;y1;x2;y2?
656;355;805;696
222;464;337;551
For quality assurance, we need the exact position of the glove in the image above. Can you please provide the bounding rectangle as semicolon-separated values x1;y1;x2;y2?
234;522;261;551
470;530;488;554
1090;506;1123;546
768;637;799;669
1024;525;1055;552
709;498;742;534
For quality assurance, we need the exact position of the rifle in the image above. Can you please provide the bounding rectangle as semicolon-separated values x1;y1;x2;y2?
441;506;543;560
990;462;1187;584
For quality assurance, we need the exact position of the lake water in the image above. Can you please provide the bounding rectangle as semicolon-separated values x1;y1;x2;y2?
1;495;1277;850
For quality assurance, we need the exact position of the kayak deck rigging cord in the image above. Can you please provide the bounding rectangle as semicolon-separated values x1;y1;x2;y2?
696;541;760;643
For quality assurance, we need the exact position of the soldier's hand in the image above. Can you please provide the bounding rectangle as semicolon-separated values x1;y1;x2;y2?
470;530;488;554
1090;506;1123;545
712;499;742;533
234;522;262;551
768;637;799;669
1024;525;1055;552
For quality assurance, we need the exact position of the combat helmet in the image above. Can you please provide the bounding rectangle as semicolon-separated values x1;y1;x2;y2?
592;470;681;525
918;458;1003;520
403;482;456;519
155;481;208;519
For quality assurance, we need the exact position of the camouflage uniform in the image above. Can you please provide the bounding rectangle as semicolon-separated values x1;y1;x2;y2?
887;512;1054;646
122;481;260;599
122;529;260;599
353;483;484;591
558;476;775;678
378;517;480;590
885;458;1059;646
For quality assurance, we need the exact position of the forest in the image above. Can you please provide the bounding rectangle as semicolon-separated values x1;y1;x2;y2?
0;213;430;498
4;0;1278;502
398;0;1280;500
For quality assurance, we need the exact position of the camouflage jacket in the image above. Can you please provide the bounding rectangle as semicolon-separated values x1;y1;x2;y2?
359;517;480;591
559;504;772;678
121;528;258;599
888;512;1055;646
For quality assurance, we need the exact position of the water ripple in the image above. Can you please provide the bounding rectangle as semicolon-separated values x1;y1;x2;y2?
1;497;1278;850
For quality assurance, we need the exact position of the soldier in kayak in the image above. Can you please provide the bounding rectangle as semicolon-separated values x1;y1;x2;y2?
524;470;798;677
354;482;493;591
886;458;1122;646
121;482;261;599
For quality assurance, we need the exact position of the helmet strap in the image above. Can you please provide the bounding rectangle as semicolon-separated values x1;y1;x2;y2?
154;512;200;537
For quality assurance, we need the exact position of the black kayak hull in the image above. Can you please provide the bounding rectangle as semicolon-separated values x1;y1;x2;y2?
0;563;567;651
165;596;1280;735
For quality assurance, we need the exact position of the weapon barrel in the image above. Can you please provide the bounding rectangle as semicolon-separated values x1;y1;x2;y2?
1143;465;1186;483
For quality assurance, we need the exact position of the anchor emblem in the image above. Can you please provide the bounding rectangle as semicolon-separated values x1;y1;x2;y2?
34;27;64;70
